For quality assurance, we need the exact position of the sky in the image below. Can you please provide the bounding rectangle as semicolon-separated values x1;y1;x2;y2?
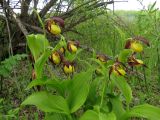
107;0;160;10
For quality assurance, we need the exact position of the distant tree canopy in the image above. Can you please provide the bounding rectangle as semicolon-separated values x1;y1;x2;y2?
0;0;114;60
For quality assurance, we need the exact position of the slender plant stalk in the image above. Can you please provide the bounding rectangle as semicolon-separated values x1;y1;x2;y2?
33;9;46;37
135;67;144;92
140;54;148;92
100;79;106;107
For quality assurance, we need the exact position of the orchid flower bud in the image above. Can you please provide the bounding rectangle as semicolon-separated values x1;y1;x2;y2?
67;41;80;53
45;17;64;35
109;62;126;77
50;24;61;35
128;56;144;67
125;37;149;53
49;51;62;65
63;61;75;74
130;41;143;53
96;54;111;63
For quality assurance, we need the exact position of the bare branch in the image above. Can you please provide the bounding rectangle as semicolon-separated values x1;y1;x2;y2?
33;0;39;10
66;0;74;12
2;0;28;36
23;22;44;33
39;0;58;18
65;11;105;31
0;14;5;20
3;0;13;55
60;1;95;19
56;0;63;15
21;0;32;18
60;1;114;20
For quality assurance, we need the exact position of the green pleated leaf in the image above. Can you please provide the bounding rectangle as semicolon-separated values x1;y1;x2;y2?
45;113;67;120
99;112;116;120
86;77;101;105
80;110;116;120
26;77;48;90
27;34;49;61
79;110;99;120
21;91;69;114
67;69;93;113
34;48;52;79
26;78;64;96
121;104;160;120
110;95;126;119
112;75;132;104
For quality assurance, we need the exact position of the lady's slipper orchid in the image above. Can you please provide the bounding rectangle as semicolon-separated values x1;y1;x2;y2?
59;47;65;54
63;61;75;74
45;17;64;35
50;24;61;35
49;51;62;65
67;41;80;53
128;56;145;67
125;37;149;53
96;54;111;63
109;62;126;77
130;41;143;53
